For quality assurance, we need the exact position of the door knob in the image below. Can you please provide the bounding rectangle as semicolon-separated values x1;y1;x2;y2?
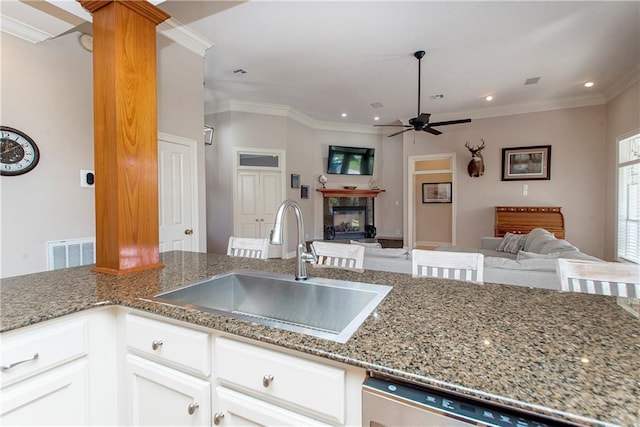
184;229;193;235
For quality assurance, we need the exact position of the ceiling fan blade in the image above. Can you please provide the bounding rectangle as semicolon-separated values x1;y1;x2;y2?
423;126;442;136
429;118;472;127
374;124;412;128
387;128;414;138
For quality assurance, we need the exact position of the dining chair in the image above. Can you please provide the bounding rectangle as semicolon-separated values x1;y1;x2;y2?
227;236;269;260
556;259;639;298
311;241;365;272
412;249;484;283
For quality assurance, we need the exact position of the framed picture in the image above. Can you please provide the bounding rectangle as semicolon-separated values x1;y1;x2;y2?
300;185;309;199
422;182;452;203
290;174;300;188
501;145;551;181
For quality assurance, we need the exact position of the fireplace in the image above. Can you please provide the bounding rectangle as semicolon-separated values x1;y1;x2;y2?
332;206;367;239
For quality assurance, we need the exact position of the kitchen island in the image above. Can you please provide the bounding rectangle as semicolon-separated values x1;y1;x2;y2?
1;251;638;426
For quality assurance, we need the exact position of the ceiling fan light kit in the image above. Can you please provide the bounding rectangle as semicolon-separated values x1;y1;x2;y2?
376;50;471;137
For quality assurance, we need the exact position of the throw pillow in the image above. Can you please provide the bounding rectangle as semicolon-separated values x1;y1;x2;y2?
497;233;527;254
523;228;554;252
538;239;578;254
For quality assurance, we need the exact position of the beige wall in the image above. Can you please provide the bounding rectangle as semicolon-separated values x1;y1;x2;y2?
1;32;206;278
415;172;452;244
604;79;640;260
404;105;607;258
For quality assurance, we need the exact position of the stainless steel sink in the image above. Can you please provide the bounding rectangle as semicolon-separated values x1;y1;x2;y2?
146;269;391;343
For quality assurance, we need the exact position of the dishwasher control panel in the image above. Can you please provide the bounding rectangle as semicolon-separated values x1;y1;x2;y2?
363;376;573;427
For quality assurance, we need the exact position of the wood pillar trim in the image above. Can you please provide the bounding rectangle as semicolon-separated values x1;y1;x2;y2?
80;0;169;275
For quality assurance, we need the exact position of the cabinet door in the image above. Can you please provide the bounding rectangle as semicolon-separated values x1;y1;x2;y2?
214;386;330;427
1;360;89;426
126;354;210;426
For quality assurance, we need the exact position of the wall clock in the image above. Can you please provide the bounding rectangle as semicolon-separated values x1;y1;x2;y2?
1;126;40;176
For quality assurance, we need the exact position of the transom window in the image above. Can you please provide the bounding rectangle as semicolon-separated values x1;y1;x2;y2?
617;133;640;264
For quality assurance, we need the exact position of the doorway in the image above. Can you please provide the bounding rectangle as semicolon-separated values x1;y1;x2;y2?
233;148;285;258
407;153;456;250
158;133;199;252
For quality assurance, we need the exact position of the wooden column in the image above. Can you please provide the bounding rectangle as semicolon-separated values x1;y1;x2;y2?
80;0;169;275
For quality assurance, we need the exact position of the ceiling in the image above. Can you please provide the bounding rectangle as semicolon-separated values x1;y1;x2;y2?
158;1;639;128
5;1;638;129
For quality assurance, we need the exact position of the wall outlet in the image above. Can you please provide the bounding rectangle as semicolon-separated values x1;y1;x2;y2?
80;170;95;188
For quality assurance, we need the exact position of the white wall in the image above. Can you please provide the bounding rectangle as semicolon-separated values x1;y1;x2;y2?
604;78;640;260
403;105;607;258
1;32;206;278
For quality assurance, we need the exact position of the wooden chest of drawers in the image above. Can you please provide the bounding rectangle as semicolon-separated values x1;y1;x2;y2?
495;206;565;239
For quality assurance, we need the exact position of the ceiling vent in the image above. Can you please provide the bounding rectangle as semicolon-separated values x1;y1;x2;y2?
429;94;444;100
370;102;384;109
524;76;541;85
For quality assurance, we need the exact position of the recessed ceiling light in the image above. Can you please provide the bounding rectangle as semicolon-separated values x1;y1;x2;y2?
374;116;380;121
341;113;347;118
485;95;494;101
584;81;594;88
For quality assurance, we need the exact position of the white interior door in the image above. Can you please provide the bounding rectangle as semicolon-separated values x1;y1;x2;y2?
158;134;197;253
237;170;282;258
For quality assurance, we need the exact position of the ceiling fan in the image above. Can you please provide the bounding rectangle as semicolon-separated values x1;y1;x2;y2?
376;50;471;137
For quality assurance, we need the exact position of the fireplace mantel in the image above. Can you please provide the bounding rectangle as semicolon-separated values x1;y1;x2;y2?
317;188;386;198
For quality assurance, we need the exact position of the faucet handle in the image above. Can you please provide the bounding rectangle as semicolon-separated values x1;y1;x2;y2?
300;251;316;264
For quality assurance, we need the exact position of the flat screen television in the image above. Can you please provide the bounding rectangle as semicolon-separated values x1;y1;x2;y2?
327;145;375;175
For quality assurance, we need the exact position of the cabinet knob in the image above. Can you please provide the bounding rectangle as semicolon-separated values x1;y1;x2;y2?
151;340;163;351
187;402;199;415
262;373;274;388
213;412;225;425
255;219;259;222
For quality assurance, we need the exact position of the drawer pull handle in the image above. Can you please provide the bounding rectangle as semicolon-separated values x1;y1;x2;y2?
2;353;39;370
187;402;199;415
213;412;225;425
151;340;163;351
262;374;274;388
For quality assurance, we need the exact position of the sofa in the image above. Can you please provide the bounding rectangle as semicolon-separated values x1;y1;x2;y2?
358;229;601;290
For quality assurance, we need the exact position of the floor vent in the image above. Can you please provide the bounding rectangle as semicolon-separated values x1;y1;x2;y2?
47;238;96;271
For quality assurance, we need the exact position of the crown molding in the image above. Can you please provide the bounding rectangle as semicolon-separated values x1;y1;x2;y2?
0;13;53;43
209;99;380;134
157;17;215;57
603;66;640;102
429;93;607;122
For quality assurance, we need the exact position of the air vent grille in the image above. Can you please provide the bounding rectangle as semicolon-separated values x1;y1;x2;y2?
524;76;541;85
47;237;96;270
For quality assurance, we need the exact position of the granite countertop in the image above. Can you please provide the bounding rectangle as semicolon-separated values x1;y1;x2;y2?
1;251;638;426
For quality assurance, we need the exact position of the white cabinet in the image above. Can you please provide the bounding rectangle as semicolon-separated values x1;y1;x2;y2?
126;354;210;426
214;336;364;426
214;386;330;426
1;360;89;426
0;308;117;426
123;313;212;426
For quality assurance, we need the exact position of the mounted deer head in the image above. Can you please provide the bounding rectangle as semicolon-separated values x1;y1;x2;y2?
465;140;486;177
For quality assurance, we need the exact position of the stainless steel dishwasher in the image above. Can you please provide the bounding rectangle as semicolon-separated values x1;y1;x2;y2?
362;375;577;427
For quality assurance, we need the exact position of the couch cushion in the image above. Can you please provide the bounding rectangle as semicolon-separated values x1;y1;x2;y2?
518;250;601;262
485;256;557;272
523;228;555;253
365;247;409;258
497;233;527;254
538;239;579;254
350;240;382;248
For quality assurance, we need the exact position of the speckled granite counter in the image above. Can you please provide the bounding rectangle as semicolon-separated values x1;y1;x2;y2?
1;251;638;426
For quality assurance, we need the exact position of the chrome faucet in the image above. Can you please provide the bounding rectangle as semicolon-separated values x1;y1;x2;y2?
270;199;316;280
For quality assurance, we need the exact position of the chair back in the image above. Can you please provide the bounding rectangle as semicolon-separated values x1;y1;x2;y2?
412;249;484;283
311;241;365;271
556;259;639;298
227;236;269;260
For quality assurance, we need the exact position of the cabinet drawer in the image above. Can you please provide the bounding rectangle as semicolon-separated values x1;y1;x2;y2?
215;337;345;424
125;314;210;376
1;319;88;386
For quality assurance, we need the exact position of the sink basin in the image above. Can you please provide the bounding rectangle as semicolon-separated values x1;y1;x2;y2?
146;269;391;343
